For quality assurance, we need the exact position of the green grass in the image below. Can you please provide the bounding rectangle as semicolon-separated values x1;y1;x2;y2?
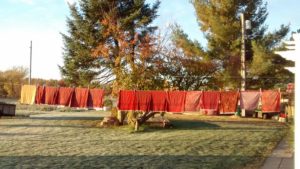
0;111;287;169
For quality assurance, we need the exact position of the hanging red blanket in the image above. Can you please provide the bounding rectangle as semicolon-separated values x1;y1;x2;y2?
219;91;239;114
135;90;152;112
151;91;168;112
35;86;45;104
71;88;89;108
261;90;280;112
200;91;220;115
184;91;202;112
44;86;58;105
167;91;186;113
57;87;74;106
88;89;104;108
118;90;136;111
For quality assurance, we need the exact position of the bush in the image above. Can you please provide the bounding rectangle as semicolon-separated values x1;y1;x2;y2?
104;99;113;108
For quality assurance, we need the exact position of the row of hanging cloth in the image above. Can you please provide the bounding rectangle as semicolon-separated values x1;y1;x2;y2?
20;85;104;108
118;90;281;114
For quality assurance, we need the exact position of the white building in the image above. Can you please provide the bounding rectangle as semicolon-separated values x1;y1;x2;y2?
275;33;299;73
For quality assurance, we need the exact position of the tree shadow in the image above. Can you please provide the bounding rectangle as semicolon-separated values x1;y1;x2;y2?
0;155;263;169
29;116;103;121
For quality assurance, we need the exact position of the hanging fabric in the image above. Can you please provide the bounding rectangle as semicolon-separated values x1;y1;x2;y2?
135;90;152;112
240;91;260;111
167;91;186;113
57;87;74;107
71;88;89;108
184;91;202;112
118;90;136;111
35;85;45;104
44;86;59;105
219;91;239;114
20;85;37;105
151;91;168;112
200;91;220;115
87;88;105;108
261;90;281;112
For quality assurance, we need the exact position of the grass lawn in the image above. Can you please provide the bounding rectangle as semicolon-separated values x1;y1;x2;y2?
0;109;288;169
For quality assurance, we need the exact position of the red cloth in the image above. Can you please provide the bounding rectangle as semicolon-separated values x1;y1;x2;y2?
44;87;58;105
57;87;74;106
219;91;239;114
167;91;186;113
200;91;220;114
35;86;45;104
135;90;152;112
71;88;89;108
184;91;202;112
118;90;136;111
151;91;168;112
262;90;281;112
88;89;104;108
240;91;260;111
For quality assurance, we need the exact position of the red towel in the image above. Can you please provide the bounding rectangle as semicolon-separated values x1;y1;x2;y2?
71;88;89;108
200;91;220;114
135;90;152;112
118;90;136;111
57;87;74;106
262;90;280;112
151;91;168;112
35;86;45;104
168;91;186;113
240;91;260;111
184;91;202;112
88;89;104;108
44;86;58;105
219;91;239;114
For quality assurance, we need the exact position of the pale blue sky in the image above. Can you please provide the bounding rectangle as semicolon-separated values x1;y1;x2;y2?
0;0;299;79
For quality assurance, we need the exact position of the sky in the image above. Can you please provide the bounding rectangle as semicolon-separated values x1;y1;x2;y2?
0;0;299;80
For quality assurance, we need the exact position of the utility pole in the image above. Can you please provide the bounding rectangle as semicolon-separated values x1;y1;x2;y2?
240;13;246;117
29;41;32;85
240;13;246;91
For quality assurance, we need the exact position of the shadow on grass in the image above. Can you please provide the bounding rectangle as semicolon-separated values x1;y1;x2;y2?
149;120;284;132
0;155;261;169
0;124;98;128
171;120;220;129
29;116;103;121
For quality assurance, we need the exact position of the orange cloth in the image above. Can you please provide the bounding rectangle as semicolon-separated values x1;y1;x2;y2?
200;91;220;115
57;87;74;106
184;91;202;112
219;91;239;114
35;86;45;104
71;88;89;108
261;90;281;112
20;85;37;105
44;87;59;105
87;89;104;108
167;91;186;113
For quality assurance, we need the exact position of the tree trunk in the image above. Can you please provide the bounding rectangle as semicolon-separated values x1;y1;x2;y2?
134;112;156;131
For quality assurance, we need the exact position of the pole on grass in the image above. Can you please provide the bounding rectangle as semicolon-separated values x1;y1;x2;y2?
29;40;32;85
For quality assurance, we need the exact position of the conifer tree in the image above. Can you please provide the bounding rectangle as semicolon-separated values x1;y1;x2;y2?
60;0;161;90
172;0;294;89
60;0;112;87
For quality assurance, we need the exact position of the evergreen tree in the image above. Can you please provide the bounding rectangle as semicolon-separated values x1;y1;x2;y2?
172;0;293;89
60;0;111;87
61;0;160;90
